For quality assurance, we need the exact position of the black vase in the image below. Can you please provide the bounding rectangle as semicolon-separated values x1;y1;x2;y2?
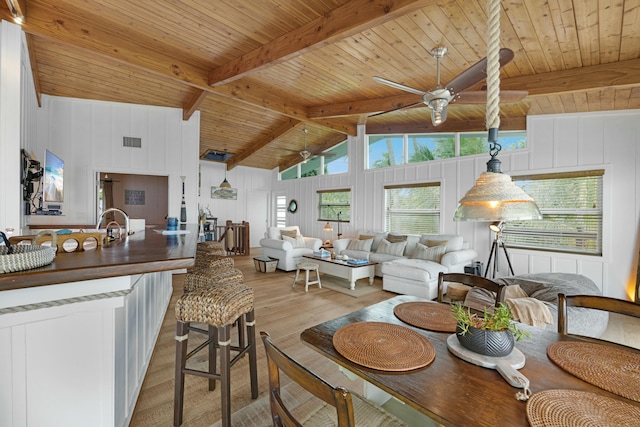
456;325;514;357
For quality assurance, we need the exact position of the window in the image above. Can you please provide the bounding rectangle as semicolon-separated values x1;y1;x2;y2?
384;183;440;234
460;131;526;157
367;131;526;169
502;170;604;255
275;195;287;227
281;140;349;180
318;189;351;222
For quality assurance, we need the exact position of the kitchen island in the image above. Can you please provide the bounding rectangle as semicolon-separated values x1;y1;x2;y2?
0;227;197;427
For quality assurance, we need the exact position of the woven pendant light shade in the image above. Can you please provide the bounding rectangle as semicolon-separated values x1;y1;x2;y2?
454;171;542;222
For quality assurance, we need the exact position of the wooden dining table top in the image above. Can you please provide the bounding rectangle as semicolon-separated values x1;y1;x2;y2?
300;295;640;427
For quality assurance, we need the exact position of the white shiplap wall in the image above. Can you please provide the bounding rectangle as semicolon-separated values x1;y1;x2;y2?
25;96;200;227
271;113;640;300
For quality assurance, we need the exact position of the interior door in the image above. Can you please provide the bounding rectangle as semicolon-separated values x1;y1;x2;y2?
246;190;269;247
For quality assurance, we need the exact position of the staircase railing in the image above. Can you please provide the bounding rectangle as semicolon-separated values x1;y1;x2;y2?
216;220;250;256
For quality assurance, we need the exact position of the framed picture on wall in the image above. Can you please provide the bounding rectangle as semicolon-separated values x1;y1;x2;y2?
211;186;237;200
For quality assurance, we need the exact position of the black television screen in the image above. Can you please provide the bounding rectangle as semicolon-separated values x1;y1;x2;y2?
43;149;64;203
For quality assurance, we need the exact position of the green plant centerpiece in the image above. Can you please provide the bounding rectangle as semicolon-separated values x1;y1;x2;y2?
451;302;530;357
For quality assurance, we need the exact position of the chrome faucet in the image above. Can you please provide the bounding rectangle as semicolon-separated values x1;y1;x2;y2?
96;208;132;236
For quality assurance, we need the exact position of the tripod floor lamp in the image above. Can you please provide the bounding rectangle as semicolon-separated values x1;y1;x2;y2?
485;221;514;279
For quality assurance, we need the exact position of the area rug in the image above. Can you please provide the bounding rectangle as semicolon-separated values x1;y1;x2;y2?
289;272;383;298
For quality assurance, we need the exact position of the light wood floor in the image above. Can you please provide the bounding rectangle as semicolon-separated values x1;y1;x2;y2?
129;251;640;426
129;250;395;426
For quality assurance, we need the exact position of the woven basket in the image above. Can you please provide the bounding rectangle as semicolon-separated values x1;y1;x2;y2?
0;230;57;274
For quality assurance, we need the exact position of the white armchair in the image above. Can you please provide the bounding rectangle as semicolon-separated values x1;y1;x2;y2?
259;226;322;271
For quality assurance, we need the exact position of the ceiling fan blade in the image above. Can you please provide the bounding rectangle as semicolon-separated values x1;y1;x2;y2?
368;101;424;118
373;76;427;96
446;48;515;95
452;90;529;104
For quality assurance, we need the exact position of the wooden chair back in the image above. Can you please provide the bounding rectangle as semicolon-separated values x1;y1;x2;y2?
260;331;356;427
437;272;507;308
557;293;640;338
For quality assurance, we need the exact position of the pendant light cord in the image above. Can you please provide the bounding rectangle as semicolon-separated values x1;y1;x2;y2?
486;0;502;163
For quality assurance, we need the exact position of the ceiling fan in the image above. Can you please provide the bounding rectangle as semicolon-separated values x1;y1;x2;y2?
299;128;335;163
372;47;527;126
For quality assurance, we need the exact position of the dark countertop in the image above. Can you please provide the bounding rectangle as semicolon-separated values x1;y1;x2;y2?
0;226;197;292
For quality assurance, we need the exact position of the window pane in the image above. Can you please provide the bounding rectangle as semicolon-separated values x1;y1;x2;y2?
408;134;455;162
276;195;287;227
324;141;348;175
385;185;440;234
368;135;404;168
281;166;298;180
502;172;603;255
460;131;526;156
300;156;321;177
318;191;351;221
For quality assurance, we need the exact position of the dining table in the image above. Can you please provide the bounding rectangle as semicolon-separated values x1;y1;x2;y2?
300;295;640;426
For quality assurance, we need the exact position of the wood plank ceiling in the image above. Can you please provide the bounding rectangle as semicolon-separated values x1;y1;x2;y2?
3;0;639;171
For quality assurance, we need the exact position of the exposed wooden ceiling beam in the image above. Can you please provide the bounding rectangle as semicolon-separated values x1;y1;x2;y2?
279;133;348;172
207;0;436;87
183;90;208;121
0;3;351;134
308;94;419;118
366;116;527;135
500;58;640;95
226;118;300;170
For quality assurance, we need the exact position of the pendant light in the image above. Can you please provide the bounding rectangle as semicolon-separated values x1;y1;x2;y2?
219;150;231;189
453;0;541;222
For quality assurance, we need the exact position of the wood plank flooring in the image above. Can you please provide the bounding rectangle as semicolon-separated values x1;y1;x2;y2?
130;250;395;426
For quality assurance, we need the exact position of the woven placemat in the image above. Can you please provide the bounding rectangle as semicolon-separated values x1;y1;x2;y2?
527;389;640;427
393;301;457;333
332;322;435;371
547;341;640;403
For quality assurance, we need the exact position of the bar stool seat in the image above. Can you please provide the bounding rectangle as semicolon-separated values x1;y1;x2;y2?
293;261;322;292
174;282;258;427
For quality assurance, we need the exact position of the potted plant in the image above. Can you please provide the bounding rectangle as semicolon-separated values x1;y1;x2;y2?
451;302;530;357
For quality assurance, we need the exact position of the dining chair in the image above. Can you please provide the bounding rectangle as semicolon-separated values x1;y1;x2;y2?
437;272;507;308
260;331;406;427
557;293;640;342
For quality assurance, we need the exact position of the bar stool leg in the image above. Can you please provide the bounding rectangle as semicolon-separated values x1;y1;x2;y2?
219;325;232;427
208;324;217;391
305;268;310;292
174;321;189;426
293;267;300;287
246;309;259;398
315;266;322;288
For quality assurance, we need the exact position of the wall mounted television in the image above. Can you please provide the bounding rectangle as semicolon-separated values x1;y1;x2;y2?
43;149;64;203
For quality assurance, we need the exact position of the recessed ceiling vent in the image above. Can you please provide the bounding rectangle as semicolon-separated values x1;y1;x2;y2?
200;150;233;162
123;136;142;148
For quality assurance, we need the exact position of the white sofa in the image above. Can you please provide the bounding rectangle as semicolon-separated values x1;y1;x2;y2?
333;231;477;300
259;226;322;272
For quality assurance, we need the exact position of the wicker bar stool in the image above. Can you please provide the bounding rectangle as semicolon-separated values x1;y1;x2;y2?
174;282;258;427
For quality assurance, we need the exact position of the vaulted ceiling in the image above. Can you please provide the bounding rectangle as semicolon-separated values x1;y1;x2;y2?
3;0;639;171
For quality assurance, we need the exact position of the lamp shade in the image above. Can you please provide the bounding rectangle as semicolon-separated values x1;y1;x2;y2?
219;178;231;189
454;172;542;222
323;222;333;232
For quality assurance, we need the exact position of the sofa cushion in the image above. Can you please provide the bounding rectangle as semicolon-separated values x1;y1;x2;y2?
357;231;388;251
347;238;374;252
370;253;403;265
376;239;407;256
343;249;371;260
411;243;446;263
419;234;464;252
382;258;448;281
283;234;305;248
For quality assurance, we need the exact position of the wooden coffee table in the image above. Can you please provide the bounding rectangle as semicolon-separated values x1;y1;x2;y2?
303;255;376;290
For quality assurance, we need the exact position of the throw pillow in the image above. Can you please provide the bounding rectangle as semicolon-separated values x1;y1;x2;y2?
411;243;446;263
280;229;298;239
387;234;408;244
426;239;449;249
347;238;373;252
282;235;306;248
375;239;407;256
359;234;375;241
